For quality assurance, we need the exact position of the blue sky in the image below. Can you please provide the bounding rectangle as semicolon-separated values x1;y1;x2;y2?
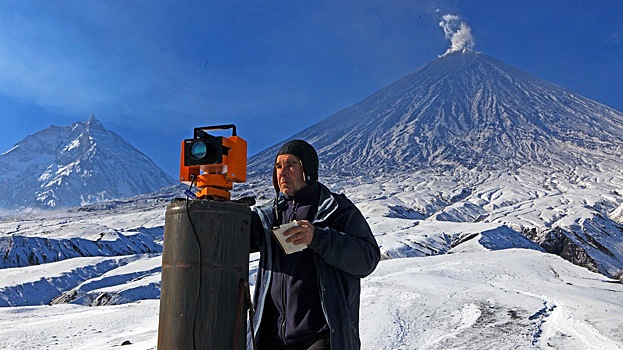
1;1;622;178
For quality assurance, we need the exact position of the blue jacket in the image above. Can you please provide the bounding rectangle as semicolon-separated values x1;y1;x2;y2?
249;182;380;349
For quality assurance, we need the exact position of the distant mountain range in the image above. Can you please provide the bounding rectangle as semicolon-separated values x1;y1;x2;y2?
0;116;176;209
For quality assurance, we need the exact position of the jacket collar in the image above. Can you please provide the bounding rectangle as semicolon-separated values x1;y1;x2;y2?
313;182;339;224
256;181;339;226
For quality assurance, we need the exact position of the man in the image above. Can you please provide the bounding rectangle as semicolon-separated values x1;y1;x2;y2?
249;139;380;350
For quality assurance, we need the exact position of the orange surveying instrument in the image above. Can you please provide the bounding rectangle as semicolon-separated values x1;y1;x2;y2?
179;124;247;200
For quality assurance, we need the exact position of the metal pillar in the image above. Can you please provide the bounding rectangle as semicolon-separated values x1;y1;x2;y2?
157;198;251;350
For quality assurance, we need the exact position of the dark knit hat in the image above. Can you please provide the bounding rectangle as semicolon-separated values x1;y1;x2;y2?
272;139;319;192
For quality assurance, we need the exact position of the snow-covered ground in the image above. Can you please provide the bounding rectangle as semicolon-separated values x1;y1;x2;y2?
360;249;623;350
1;167;623;349
1;245;621;349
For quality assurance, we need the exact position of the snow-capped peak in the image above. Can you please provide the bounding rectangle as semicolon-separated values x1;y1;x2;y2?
0;117;176;210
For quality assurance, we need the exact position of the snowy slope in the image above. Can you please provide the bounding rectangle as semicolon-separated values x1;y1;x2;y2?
360;249;623;350
0;116;176;209
241;160;623;279
0;200;622;350
0;187;183;270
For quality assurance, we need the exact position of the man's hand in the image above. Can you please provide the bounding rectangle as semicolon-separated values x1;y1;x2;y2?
284;220;314;246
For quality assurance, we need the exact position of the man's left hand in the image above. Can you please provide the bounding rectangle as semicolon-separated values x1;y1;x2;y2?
284;220;314;246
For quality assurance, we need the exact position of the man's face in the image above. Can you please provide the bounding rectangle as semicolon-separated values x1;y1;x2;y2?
275;154;307;196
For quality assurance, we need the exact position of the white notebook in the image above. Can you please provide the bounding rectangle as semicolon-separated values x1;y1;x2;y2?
271;221;308;254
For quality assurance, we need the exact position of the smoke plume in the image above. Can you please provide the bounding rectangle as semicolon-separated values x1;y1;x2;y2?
439;14;475;56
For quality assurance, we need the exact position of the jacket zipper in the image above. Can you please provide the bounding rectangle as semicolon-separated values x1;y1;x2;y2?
280;254;288;343
279;199;297;344
315;254;332;335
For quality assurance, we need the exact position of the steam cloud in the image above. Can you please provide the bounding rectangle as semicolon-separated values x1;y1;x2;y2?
439;14;475;56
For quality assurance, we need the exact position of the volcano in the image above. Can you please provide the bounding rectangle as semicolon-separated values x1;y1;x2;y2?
249;51;623;175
